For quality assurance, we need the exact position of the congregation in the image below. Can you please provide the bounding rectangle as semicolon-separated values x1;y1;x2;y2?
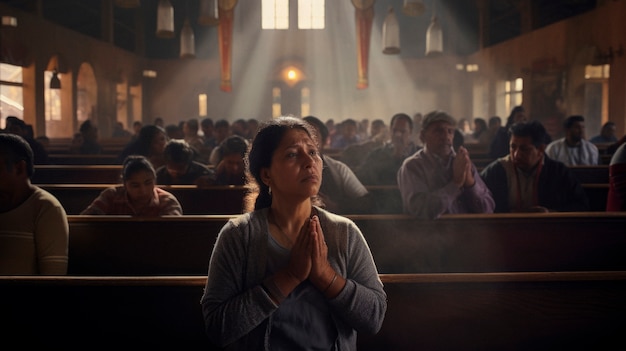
1;107;625;277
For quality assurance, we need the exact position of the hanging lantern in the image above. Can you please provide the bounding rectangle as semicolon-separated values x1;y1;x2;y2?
402;0;425;17
114;0;140;8
198;0;219;26
156;0;175;38
180;19;196;58
425;15;443;56
49;69;61;89
382;7;400;54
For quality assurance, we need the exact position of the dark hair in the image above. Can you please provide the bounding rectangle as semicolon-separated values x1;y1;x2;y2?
563;115;585;130
505;106;525;128
6;116;26;134
246;116;319;210
215;119;230;129
0;133;35;177
79;120;95;134
201;117;214;128
474;118;487;130
341;118;357;128
390;113;413;132
165;124;182;137
303;115;329;145
220;135;249;158
509;120;547;148
488;116;501;127
185;118;199;132
136;125;166;155
603;121;616;129
372;119;385;128
164;139;194;164
473;118;487;138
122;155;156;182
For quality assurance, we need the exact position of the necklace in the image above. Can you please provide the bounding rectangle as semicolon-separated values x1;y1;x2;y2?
269;211;294;248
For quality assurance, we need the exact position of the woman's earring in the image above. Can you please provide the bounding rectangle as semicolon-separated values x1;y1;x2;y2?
268;186;272;195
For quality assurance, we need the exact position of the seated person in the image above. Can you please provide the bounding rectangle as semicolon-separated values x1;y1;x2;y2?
0;134;68;275
81;155;182;216
303;116;373;214
490;106;527;159
480;120;589;213
590;121;618;144
607;142;626;211
156;139;216;187
78;119;103;154
545;115;599;166
211;135;249;185
4;116;49;164
340;119;388;171
118;125;169;169
355;113;420;186
397;110;495;219
330;118;360;149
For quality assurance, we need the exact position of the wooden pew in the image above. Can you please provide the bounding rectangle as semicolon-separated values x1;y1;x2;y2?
67;215;231;275
40;184;247;215
32;164;216;184
352;212;626;273
569;165;609;184
33;165;123;184
2;272;625;350
47;137;130;155
65;213;626;275
47;153;120;165
364;184;609;213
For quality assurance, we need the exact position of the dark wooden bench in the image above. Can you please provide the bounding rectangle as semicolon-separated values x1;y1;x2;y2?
365;184;609;212
352;212;626;273
66;213;626;275
33;165;123;184
32;164;216;184
2;272;625;350
47;137;130;155
47;153;120;165
569;165;609;184
40;184;248;215
67;215;231;275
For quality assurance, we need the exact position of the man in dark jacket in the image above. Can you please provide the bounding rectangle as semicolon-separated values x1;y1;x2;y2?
480;120;589;213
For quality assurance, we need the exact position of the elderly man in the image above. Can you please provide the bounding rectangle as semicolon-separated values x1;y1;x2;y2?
0;133;68;275
397;110;495;219
480;120;589;213
545;115;599;166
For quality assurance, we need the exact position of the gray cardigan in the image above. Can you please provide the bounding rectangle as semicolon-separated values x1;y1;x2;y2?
201;206;387;350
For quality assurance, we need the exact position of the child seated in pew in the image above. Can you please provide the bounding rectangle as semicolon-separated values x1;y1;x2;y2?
81;155;182;216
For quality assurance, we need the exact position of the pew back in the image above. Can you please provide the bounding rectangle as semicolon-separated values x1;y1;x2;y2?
352;212;626;273
33;165;123;184
66;213;626;275
2;272;625;350
67;215;231;275
41;184;248;215
47;153;120;164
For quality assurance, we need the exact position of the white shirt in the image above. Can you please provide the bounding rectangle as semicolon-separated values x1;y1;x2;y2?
545;138;599;166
